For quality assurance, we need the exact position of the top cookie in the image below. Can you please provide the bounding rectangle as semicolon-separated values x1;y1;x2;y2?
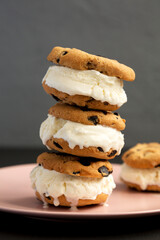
47;46;135;81
49;102;126;131
37;152;113;178
122;142;160;168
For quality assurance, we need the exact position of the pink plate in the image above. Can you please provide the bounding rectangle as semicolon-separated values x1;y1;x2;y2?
0;163;160;219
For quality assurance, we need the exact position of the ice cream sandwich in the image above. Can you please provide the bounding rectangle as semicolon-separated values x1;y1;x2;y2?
30;152;116;207
120;143;160;191
42;46;135;111
40;103;125;160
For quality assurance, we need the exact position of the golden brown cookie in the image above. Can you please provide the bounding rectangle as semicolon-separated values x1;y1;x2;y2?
46;137;119;160
37;152;113;178
42;81;119;111
47;46;135;81
122;142;160;168
49;102;126;131
35;191;108;207
121;180;160;192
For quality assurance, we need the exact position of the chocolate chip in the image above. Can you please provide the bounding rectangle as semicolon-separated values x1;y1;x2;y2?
108;150;117;157
62;51;68;55
97;147;104;152
79;159;91;166
155;164;160;168
125;153;130;158
73;171;80;175
102;110;107;115
98;166;111;177
38;163;41;166
53;141;63;149
125;152;133;158
104;102;109;106
45;195;52;200
51;94;60;101
86;61;96;70
88;115;99;125
114;112;119;116
56;58;60;63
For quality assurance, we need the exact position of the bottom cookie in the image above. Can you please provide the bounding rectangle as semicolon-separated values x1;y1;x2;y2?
30;165;116;207
43;81;119;112
35;191;108;207
121;180;160;192
120;163;160;192
47;137;119;160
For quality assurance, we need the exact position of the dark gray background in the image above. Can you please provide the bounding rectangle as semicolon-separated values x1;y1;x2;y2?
1;0;160;148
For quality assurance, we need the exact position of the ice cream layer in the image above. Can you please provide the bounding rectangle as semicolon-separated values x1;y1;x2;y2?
40;115;124;154
30;165;116;206
120;163;160;190
42;66;127;107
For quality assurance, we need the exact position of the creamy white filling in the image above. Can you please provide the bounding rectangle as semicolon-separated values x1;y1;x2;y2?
30;165;116;206
42;66;127;107
40;115;124;154
120;163;160;190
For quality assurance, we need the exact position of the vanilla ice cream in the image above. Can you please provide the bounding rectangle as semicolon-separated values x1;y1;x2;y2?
30;165;116;206
40;115;124;154
120;163;160;190
42;66;127;107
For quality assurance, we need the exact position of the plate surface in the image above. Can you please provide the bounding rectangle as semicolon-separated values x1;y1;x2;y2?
0;163;160;219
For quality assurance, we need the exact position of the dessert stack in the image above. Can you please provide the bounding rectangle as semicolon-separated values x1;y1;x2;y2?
30;46;135;207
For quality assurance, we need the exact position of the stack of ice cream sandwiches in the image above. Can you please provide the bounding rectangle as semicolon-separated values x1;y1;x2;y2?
30;46;135;207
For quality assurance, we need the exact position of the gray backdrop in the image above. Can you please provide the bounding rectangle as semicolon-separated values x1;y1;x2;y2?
1;0;160;148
